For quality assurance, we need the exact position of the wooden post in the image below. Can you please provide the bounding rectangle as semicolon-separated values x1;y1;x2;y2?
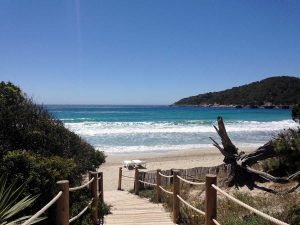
56;180;69;225
90;172;99;224
98;172;104;202
156;169;162;202
140;172;145;190
170;169;174;185
118;167;122;190
172;170;180;223
88;172;92;189
134;167;140;195
205;174;217;225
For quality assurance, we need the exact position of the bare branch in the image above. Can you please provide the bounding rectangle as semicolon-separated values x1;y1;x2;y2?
246;166;300;183
216;116;238;155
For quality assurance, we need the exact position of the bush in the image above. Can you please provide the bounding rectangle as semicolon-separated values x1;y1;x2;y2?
262;129;300;176
0;82;106;224
0;82;106;173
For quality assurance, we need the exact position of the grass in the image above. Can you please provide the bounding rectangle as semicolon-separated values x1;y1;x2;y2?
132;185;300;225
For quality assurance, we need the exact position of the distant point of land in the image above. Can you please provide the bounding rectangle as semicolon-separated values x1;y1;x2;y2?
173;76;300;109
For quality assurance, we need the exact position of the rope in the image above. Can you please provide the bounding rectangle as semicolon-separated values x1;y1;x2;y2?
159;186;173;195
122;175;135;179
176;195;205;216
121;177;135;181
211;184;289;225
213;219;221;225
69;177;94;192
69;198;93;223
22;191;63;225
138;180;157;186
177;175;205;186
158;172;173;178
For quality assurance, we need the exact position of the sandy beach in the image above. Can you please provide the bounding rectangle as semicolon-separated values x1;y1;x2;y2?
99;147;255;191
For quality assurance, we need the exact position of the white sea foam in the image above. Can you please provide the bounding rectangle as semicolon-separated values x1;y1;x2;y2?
65;120;298;136
63;120;298;153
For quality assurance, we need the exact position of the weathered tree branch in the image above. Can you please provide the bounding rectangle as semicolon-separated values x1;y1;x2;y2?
211;116;300;191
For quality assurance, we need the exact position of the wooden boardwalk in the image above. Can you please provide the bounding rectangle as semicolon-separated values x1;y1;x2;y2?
104;190;176;225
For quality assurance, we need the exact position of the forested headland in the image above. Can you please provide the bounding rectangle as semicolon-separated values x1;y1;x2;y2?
174;76;300;108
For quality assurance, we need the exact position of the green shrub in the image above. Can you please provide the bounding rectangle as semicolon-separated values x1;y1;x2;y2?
262;129;300;176
0;82;106;173
0;82;106;224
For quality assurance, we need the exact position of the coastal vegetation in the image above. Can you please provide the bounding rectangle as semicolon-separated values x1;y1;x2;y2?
0;174;43;224
174;76;300;107
137;186;300;225
0;82;106;224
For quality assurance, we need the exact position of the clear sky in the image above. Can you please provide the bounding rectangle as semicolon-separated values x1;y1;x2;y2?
0;1;299;105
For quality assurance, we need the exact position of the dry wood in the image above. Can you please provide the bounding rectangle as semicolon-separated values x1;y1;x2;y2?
56;180;69;225
210;116;300;191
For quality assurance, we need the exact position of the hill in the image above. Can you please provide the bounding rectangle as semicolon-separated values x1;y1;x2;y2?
174;76;300;108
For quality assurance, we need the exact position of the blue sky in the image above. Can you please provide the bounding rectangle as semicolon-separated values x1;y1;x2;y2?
0;0;299;105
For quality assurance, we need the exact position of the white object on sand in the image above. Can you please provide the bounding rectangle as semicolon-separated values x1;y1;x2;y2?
123;160;146;168
132;159;146;168
123;160;135;168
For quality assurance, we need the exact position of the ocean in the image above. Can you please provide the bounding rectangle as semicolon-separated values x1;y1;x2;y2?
47;105;298;154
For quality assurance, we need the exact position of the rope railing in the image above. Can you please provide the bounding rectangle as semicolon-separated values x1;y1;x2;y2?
177;175;205;186
138;180;157;186
22;191;63;225
211;184;289;225
69;177;95;192
122;175;135;179
124;167;290;225
158;172;173;178
176;194;205;216
159;185;173;195
69;198;93;223
213;219;221;225
23;171;104;225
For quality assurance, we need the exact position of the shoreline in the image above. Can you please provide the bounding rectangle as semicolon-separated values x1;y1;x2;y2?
99;147;255;191
170;104;291;109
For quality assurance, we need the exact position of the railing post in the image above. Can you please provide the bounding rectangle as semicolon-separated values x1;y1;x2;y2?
205;174;217;225
56;180;69;225
172;170;180;223
170;169;174;185
118;167;122;190
91;172;99;224
98;172;104;202
134;167;140;195
88;172;92;189
156;169;162;202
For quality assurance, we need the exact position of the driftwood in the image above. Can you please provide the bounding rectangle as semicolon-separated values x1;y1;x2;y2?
210;116;300;192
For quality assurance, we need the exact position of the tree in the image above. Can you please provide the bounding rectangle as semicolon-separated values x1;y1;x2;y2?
210;117;300;193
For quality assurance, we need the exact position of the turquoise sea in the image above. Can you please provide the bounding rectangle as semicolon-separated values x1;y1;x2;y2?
47;105;298;154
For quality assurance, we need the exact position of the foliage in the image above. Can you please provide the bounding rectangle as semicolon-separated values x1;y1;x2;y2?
0;82;106;224
98;201;111;218
0;174;43;225
137;184;299;225
137;187;158;203
262;129;300;176
0;82;105;173
174;76;300;106
292;104;300;124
